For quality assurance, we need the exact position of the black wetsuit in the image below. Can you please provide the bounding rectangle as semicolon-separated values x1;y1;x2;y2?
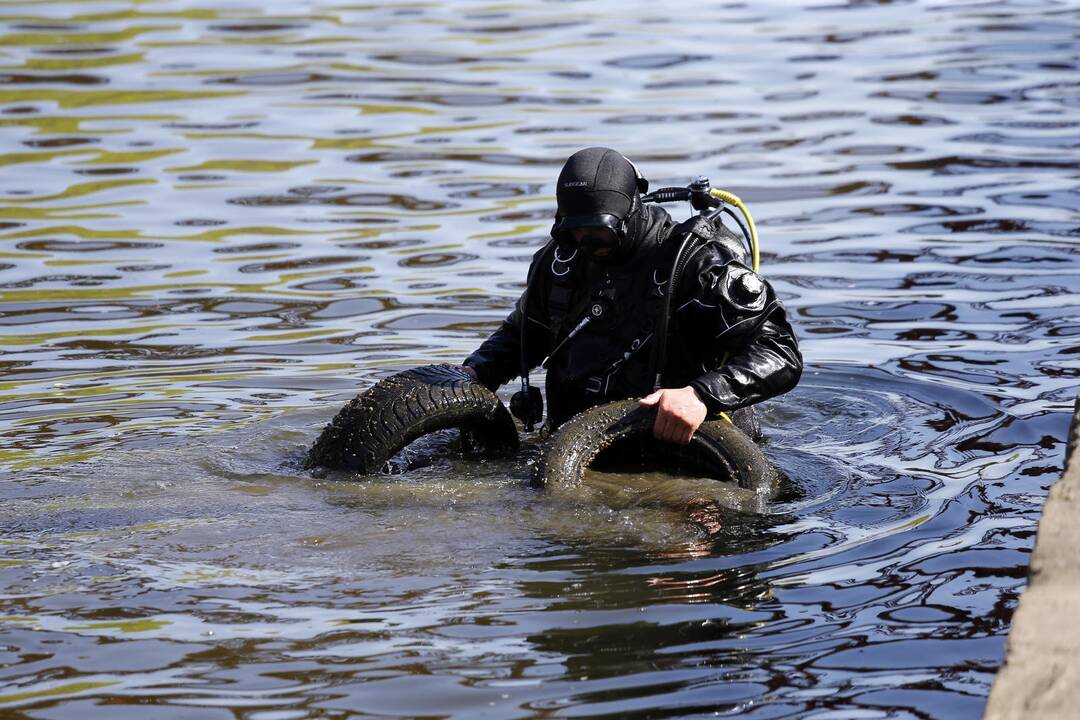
464;203;803;429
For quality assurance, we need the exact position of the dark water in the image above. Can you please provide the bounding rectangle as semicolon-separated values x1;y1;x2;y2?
1;0;1077;717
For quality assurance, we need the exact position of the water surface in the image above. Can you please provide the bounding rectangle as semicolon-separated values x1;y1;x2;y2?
1;0;1077;718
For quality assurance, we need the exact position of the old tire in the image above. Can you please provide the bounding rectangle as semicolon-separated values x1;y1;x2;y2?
305;364;519;474
536;399;776;498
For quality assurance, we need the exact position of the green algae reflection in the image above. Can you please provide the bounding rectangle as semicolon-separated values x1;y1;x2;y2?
0;681;120;707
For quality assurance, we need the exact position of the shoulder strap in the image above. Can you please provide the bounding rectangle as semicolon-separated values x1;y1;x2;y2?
546;246;585;339
647;221;707;389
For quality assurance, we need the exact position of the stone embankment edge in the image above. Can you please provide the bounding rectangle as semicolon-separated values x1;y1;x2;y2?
984;394;1080;719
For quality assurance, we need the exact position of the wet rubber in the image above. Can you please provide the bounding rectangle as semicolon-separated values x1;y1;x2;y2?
305;364;519;474
536;398;776;497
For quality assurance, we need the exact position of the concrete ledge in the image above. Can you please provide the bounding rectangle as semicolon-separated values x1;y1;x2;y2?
985;394;1080;719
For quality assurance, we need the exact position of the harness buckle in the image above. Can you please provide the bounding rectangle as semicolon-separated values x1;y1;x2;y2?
584;375;612;395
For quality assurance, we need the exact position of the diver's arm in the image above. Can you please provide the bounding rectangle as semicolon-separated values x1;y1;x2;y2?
689;310;802;415
639;385;708;445
463;245;554;390
463;303;526;391
639;323;803;444
674;248;802;415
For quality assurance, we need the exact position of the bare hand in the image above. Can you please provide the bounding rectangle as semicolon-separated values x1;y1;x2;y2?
460;365;478;380
639;386;708;445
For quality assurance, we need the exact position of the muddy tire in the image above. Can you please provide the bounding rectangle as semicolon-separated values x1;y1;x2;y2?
536;399;776;497
305;364;519;474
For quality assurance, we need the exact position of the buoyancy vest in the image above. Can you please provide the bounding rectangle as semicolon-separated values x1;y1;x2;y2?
541;213;681;426
541;210;760;428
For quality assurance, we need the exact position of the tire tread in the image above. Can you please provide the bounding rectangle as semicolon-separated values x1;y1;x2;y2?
305;364;519;473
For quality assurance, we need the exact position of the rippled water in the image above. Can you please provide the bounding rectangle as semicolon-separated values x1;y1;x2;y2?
1;0;1077;717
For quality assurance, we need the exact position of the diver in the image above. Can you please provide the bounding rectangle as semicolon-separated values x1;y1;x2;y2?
462;147;802;445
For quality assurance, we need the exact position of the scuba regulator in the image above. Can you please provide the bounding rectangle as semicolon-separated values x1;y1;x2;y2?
642;176;760;273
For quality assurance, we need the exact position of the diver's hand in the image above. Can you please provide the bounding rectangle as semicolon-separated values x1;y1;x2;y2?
639;386;708;445
460;365;478;380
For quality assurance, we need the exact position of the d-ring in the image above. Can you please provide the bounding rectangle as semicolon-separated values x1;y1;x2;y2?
551;246;577;277
652;268;668;295
554;246;578;263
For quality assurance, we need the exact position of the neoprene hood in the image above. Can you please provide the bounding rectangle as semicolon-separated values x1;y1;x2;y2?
554;147;643;233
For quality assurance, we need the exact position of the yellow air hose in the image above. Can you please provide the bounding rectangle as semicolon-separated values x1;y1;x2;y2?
706;188;760;425
709;188;759;272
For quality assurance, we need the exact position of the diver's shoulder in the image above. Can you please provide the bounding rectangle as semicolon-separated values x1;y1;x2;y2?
665;215;748;267
644;203;673;223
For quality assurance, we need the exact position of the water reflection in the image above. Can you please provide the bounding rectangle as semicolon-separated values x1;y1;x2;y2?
0;0;1076;717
